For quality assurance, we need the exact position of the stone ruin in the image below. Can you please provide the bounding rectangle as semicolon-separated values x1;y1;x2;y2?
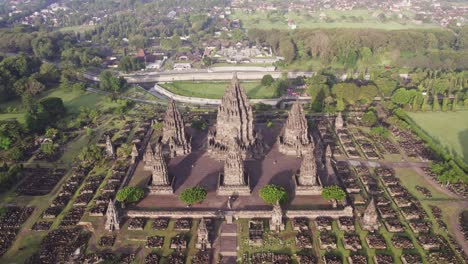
130;144;139;163
195;218;211;250
295;150;323;195
269;202;285;232
335;112;344;131
162;100;191;158
217;139;250;196
145;144;173;194
360;198;379;232
278;101;313;157
105;135;115;159
105;199;119;231
207;73;265;160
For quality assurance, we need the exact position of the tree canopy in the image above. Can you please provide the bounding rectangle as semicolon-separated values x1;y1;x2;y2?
321;185;346;201
259;184;288;204
179;186;207;205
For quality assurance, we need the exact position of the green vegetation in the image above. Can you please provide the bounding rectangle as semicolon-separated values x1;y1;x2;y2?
407;111;468;164
160;81;277;99
233;9;441;31
179;186;207;205
259;184;288;204
116;186;145;204
321;185;346;201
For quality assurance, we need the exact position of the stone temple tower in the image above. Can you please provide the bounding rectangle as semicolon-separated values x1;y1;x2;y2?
208;73;264;159
278;101;312;157
360;198;379;232
217;139;250;196
105;199;119;231
295;150;322;195
147;144;173;194
162;100;191;158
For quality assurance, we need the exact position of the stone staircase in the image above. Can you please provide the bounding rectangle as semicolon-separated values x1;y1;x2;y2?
218;222;238;264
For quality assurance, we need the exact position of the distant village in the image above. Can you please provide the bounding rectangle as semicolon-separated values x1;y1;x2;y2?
1;0;466;73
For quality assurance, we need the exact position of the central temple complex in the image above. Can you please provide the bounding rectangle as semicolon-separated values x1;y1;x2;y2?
207;73;265;160
136;73;331;201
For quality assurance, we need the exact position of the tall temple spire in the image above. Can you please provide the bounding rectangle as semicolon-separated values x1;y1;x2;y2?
162;100;191;157
105;199;119;231
148;144;173;194
278;101;313;157
360;198;379;232
269;202;285;232
208;73;264;160
105;135;115;158
195;218;211;250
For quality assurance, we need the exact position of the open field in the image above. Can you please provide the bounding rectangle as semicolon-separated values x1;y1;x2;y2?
58;25;95;33
160;81;277;99
407;111;468;163
232;9;441;30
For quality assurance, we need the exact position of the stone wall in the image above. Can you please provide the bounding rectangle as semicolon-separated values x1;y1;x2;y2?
125;206;353;219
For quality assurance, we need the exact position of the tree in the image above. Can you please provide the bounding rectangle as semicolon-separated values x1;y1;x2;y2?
370;126;389;138
116;186;144;204
391;88;411;106
202;56;212;67
259;184;288;204
432;95;441;111
321;185;346;201
39;63;60;85
45;128;59;139
261;74;274;86
362;111;377;127
78;144;103;164
441;97;449;111
279;37;296;63
39;97;65;120
40;142;56;155
99;70;128;100
421;96;431;112
179;186;207;205
336;98;345;112
0;136;12;150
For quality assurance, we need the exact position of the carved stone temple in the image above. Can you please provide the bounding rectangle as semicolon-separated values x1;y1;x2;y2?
360;198;379;232
105;199;120;231
162;100;191;158
295;150;323;195
278;101;312;157
195;218;211;250
105;135;115;159
269;202;285;232
208;73;265;160
146;144;173;194
217;139;250;196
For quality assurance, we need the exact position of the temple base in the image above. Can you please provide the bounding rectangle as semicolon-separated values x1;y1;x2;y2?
149;185;174;195
277;139;312;157
294;175;322;196
217;185;251;196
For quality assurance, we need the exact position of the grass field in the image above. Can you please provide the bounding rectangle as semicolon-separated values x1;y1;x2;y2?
232;9;441;30
58;25;95;33
407;111;468;163
160;81;277;99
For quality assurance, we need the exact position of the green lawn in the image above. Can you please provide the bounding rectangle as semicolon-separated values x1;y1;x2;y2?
160;81;277;99
407;111;468;163
0;87;128;123
231;9;441;30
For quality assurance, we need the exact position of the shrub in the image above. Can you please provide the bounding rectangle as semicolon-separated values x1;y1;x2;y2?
261;74;274;86
191;119;207;130
116;186;144;203
369;126;389;138
321;185;346;201
179;186;207;205
259;184;288;204
362;110;377;127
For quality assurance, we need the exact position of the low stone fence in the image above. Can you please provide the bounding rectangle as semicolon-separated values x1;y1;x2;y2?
125;206;353;220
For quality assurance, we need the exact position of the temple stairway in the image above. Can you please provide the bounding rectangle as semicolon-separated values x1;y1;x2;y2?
218;222;238;263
